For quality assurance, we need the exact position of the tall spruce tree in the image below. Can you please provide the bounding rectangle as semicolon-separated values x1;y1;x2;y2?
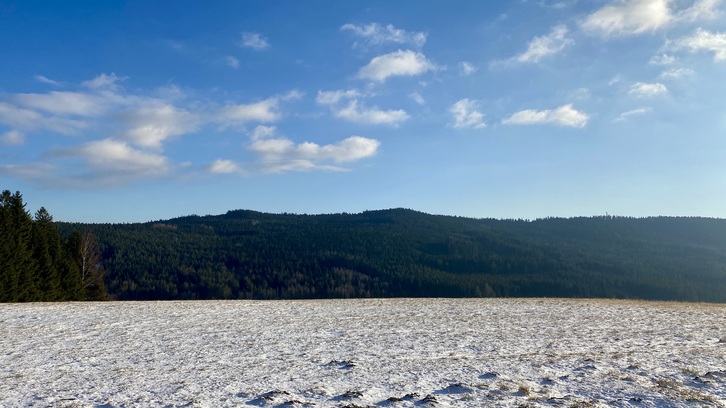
32;208;63;301
0;191;18;302
7;191;38;301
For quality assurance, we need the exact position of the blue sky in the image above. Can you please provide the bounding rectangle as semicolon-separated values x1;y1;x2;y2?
1;0;725;223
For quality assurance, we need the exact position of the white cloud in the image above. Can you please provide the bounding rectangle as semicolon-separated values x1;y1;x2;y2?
510;25;574;63
226;56;240;69
316;89;361;105
250;125;277;140
649;53;677;65
358;50;436;82
280;89;304;101
1;130;25;146
335;100;409;126
629;82;668;97
13;91;106;116
581;0;722;37
608;75;622;86
296;136;380;163
341;23;427;48
450;99;486;129
670;29;726;61
73;138;170;178
82;73;125;90
122;103;200;149
614;107;653;121
0;102;87;134
34;75;60;86
250;137;295;161
218;98;281;124
241;32;269;50
209;159;240;174
409;92;426;105
460;62;477;76
676;0;723;22
659;68;695;79
316;89;407;125
581;0;673;36
2;138;172;188
248;128;380;172
502;104;589;127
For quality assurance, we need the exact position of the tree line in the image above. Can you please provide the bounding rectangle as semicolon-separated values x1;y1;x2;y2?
0;190;108;302
4;189;726;303
57;208;726;303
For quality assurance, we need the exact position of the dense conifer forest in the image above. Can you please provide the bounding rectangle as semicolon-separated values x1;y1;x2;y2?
45;206;726;303
0;191;108;302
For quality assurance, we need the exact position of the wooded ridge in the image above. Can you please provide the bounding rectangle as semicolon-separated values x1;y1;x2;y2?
48;207;726;303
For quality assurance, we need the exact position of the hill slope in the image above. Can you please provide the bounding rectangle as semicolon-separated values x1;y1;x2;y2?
58;209;726;302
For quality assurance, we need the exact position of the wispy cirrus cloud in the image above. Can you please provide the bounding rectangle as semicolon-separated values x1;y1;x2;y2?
34;75;60;86
614;107;653;121
358;50;436;82
341;23;427;48
502;104;589;127
498;25;574;66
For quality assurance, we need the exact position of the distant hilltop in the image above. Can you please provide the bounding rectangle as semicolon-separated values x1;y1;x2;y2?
54;208;726;303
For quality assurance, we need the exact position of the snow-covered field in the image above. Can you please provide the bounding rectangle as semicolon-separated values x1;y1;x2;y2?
1;299;724;407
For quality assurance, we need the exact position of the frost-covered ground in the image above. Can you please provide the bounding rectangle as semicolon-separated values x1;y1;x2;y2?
1;299;724;407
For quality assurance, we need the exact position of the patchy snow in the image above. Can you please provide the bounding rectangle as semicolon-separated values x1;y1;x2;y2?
1;298;724;407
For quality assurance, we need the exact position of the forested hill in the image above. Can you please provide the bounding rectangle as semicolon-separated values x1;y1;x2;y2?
57;209;726;302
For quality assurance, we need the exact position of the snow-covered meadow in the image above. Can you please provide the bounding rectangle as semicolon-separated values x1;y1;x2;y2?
1;299;724;407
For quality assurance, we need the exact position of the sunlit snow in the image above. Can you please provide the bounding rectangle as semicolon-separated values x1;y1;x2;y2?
1;299;724;407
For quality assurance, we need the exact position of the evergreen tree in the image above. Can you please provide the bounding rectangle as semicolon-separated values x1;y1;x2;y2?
6;191;37;301
32;207;62;301
0;191;17;302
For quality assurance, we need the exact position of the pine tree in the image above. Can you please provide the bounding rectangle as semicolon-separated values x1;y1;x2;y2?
7;192;38;301
32;208;63;301
0;191;18;302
